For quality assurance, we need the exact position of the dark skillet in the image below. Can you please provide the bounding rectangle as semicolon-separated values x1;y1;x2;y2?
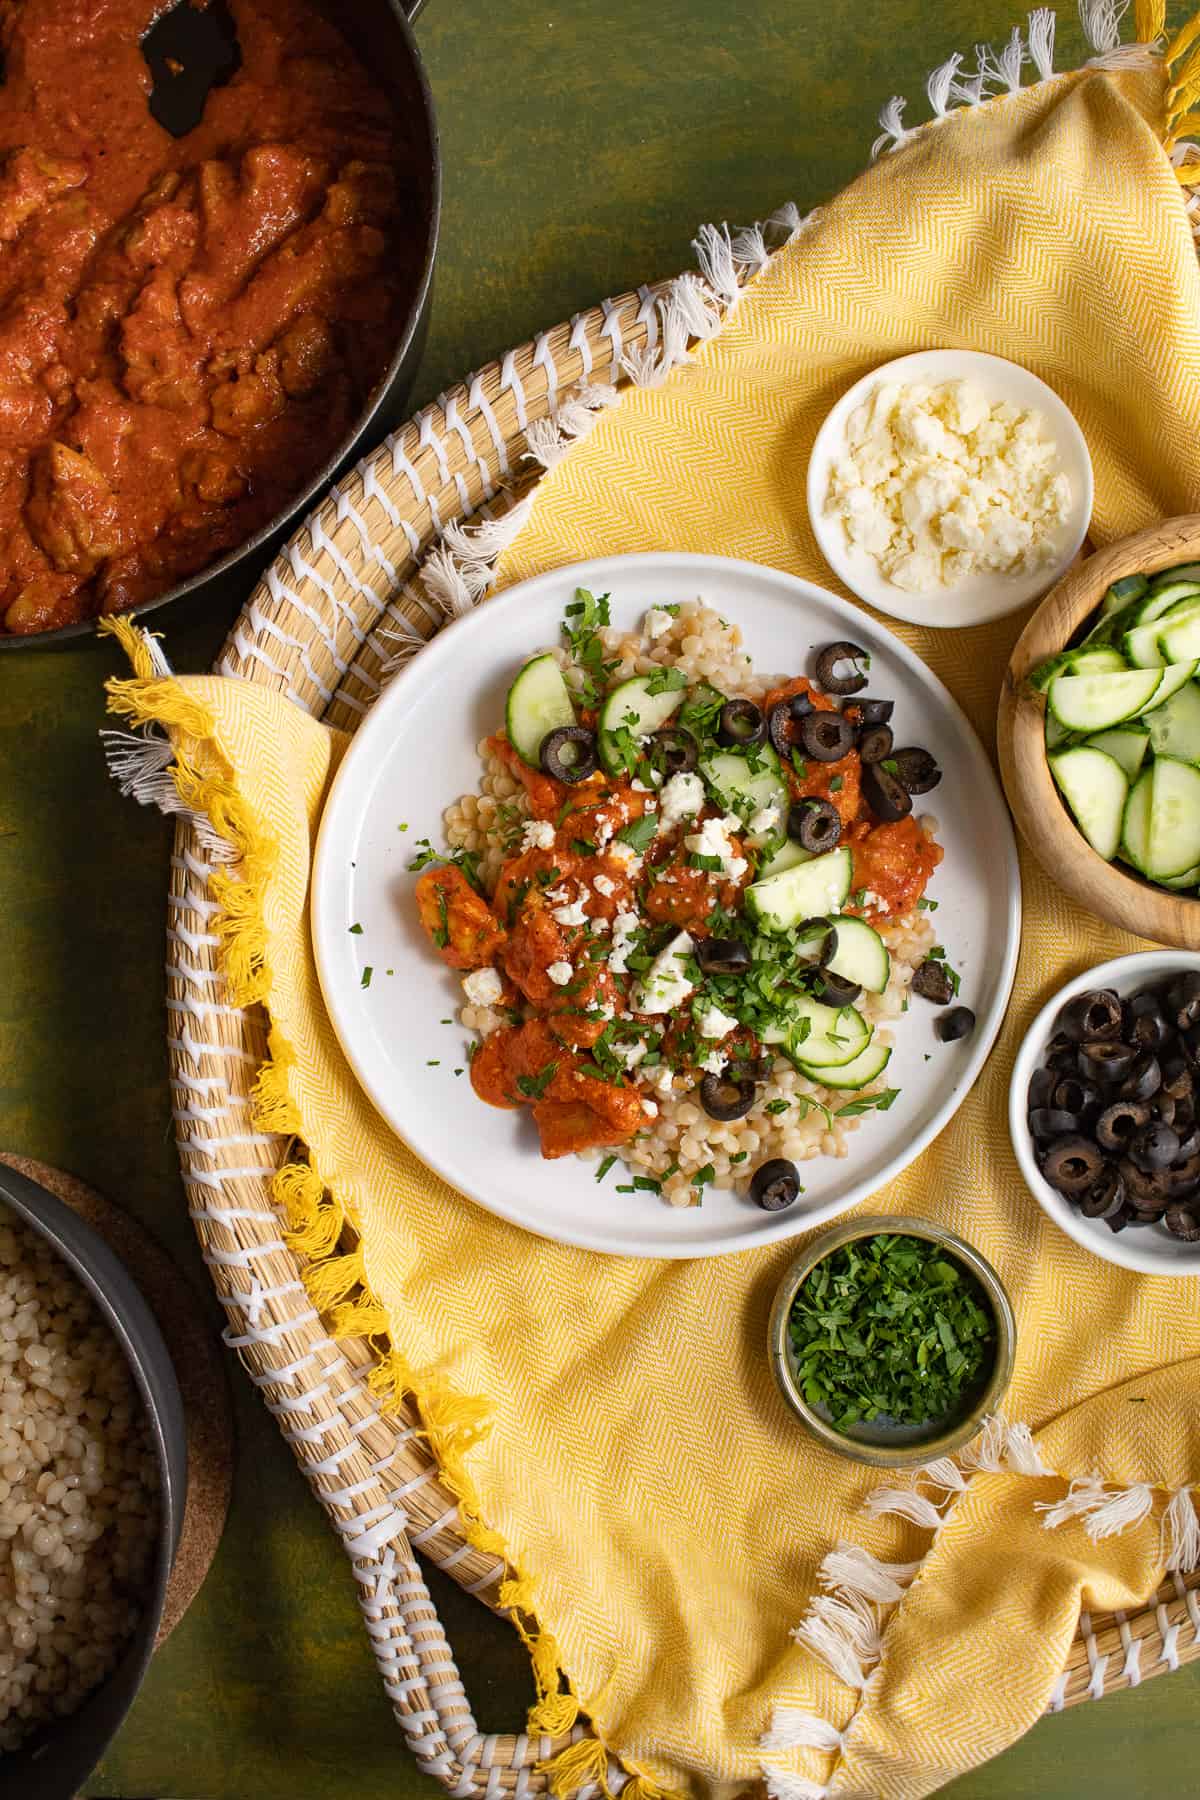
5;0;439;652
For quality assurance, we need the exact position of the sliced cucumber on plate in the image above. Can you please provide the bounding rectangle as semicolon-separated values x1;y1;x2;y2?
825;915;890;994
596;673;687;775
505;653;577;766
744;846;852;930
700;745;789;841
761;998;871;1069
803;1038;892;1090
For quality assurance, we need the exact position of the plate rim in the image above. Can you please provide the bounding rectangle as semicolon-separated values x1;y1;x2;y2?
312;549;1023;1259
805;348;1095;630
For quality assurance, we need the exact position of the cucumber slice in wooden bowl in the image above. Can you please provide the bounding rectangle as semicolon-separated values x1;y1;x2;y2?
1048;746;1127;863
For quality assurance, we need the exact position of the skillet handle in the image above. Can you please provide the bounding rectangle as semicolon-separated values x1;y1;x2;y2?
401;0;427;20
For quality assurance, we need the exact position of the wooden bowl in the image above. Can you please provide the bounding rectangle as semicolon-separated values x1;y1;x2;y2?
997;514;1200;949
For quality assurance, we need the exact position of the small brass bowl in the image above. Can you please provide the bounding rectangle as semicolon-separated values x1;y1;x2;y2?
768;1215;1016;1468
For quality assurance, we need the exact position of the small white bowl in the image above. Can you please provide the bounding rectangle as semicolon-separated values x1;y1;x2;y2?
1008;952;1200;1278
806;349;1094;629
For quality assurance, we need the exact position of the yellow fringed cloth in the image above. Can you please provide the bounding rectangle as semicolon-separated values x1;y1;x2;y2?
107;35;1200;1800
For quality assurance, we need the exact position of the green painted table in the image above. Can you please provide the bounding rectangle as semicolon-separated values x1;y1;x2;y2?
0;2;1191;1793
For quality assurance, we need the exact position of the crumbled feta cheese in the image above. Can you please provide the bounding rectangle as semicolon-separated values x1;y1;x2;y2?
633;930;695;1015
593;872;616;897
545;884;572;905
640;1098;659;1118
607;909;641;975
684;813;749;882
659;771;706;826
631;778;652;793
700;1049;727;1075
613;1039;647;1071
546;961;574;987
643;607;674;640
609;842;644;875
461;967;503;1006
825;376;1072;593
521;819;556;851
592;1001;615;1022
749;801;782;837
588;914;610;934
696;1003;739;1040
552;896;589;928
595;816;615;849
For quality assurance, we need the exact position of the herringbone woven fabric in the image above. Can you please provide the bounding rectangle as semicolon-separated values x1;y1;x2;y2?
112;55;1200;1800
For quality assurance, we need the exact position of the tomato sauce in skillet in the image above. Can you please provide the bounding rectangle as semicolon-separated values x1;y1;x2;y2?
0;0;419;635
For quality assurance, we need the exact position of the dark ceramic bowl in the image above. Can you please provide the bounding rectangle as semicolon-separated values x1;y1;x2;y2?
0;1163;188;1800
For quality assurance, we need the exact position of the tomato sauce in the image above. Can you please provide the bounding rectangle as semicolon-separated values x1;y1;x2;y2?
0;0;418;634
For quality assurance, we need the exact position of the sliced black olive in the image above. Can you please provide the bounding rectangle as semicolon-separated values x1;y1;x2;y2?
913;960;955;1007
1126;993;1170;1052
1030;1107;1086;1141
1079;1164;1125;1219
858;724;894;766
1059;989;1123;1043
935;1006;975;1043
890;746;943;794
750;1157;801;1211
815;641;870;696
717;698;767;749
1169;1151;1200;1197
696;937;750;976
1078;1039;1136;1084
787;798;841;854
810;968;862;1007
1095;1099;1151;1151
1052;1076;1101;1120
1119;1157;1173;1209
1046;1031;1076;1060
768;702;795;758
1130;1120;1181;1170
744;1053;776;1082
1118;1052;1161;1103
1174;1126;1200;1165
1042;1135;1104;1196
799;711;856;763
1161;1054;1194;1100
649;726;699;774
1165;1203;1200;1241
1028;1066;1057;1111
699;1071;756;1122
1130;1203;1169;1225
794;917;838;965
862;761;913;823
1172;1093;1197;1137
540;725;597;783
1106;1206;1131;1234
1167;970;1200;1031
855;697;894;727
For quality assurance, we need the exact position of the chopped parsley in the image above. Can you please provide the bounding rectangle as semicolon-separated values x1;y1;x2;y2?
617;814;659;853
918;896;939;911
516;1062;558;1100
360;966;373;989
730;1150;748;1164
408;837;484;893
562;588;614;706
829;775;843;793
927;946;962;996
572;837;598;856
836;1087;901;1118
691;1163;716;1189
398;822;409;832
764;1098;790;1115
348;922;363;934
788;1233;996;1431
595;1154;618;1183
689;852;725;873
645;665;688;697
535;866;561;887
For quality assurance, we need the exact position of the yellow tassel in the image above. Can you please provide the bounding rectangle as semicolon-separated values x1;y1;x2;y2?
303;1244;365;1312
326;1295;392;1339
209;868;272;1005
420;1381;492;1461
541;1735;609;1799
526;1632;581;1739
1167;57;1200;114
498;1572;538;1613
622;1776;689;1800
367;1348;413;1411
273;1163;347;1262
251;1039;302;1136
1166;9;1200;66
1135;0;1166;42
97;614;164;681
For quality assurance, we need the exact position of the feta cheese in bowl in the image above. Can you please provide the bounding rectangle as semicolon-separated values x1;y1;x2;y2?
807;350;1093;629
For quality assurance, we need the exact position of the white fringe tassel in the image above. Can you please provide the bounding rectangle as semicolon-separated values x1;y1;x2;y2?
101;727;176;809
1028;6;1056;78
818;1540;921;1605
760;1706;845;1754
763;1772;829;1800
525;384;619;471
1036;1473;1156;1542
1079;0;1128;54
860;1485;945;1531
1164;1487;1200;1573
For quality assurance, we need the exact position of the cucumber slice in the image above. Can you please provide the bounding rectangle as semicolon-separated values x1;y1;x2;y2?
1138;581;1200;618
504;653;577;767
1048;747;1128;862
1082;726;1148;781
597;673;687;775
744;847;853;932
1122;622;1167;669
1150;564;1200;590
1139;660;1199;714
699;745;788;842
1121;768;1153;871
762;999;871;1069
1045;713;1076;750
1146;757;1200;879
1029;645;1126;691
1125;592;1200;665
1146;680;1200;762
826;916;890;994
756;838;809;881
801;1039;893;1091
1048;667;1165;732
1158;604;1200;664
1162;863;1200;890
1103;573;1149;610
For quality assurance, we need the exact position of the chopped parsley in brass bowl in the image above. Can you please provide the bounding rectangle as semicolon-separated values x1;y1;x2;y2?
768;1216;1015;1467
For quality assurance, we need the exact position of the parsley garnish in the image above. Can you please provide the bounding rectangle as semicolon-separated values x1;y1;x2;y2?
765;1098;790;1115
645;666;687;697
689;852;725;873
595;1154;618;1183
572;837;598;856
361;966;373;989
617;814;658;853
535;866;561;887
829;775;843;793
791;751;808;778
562;588;613;706
836;1087;901;1118
432;890;449;949
730;1150;748;1164
691;1163;716;1189
348;922;363;934
788;1233;995;1431
516;1063;558;1100
928;946;962;996
881;757;900;776
918;896;939;911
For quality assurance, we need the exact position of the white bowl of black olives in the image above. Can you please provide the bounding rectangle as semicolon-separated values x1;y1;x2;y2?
1010;952;1200;1275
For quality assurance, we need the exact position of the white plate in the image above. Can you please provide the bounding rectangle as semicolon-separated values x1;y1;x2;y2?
806;349;1094;629
312;552;1021;1259
1009;951;1200;1277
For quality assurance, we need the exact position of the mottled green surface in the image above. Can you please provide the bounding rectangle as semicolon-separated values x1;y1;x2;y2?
0;1;1187;1793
